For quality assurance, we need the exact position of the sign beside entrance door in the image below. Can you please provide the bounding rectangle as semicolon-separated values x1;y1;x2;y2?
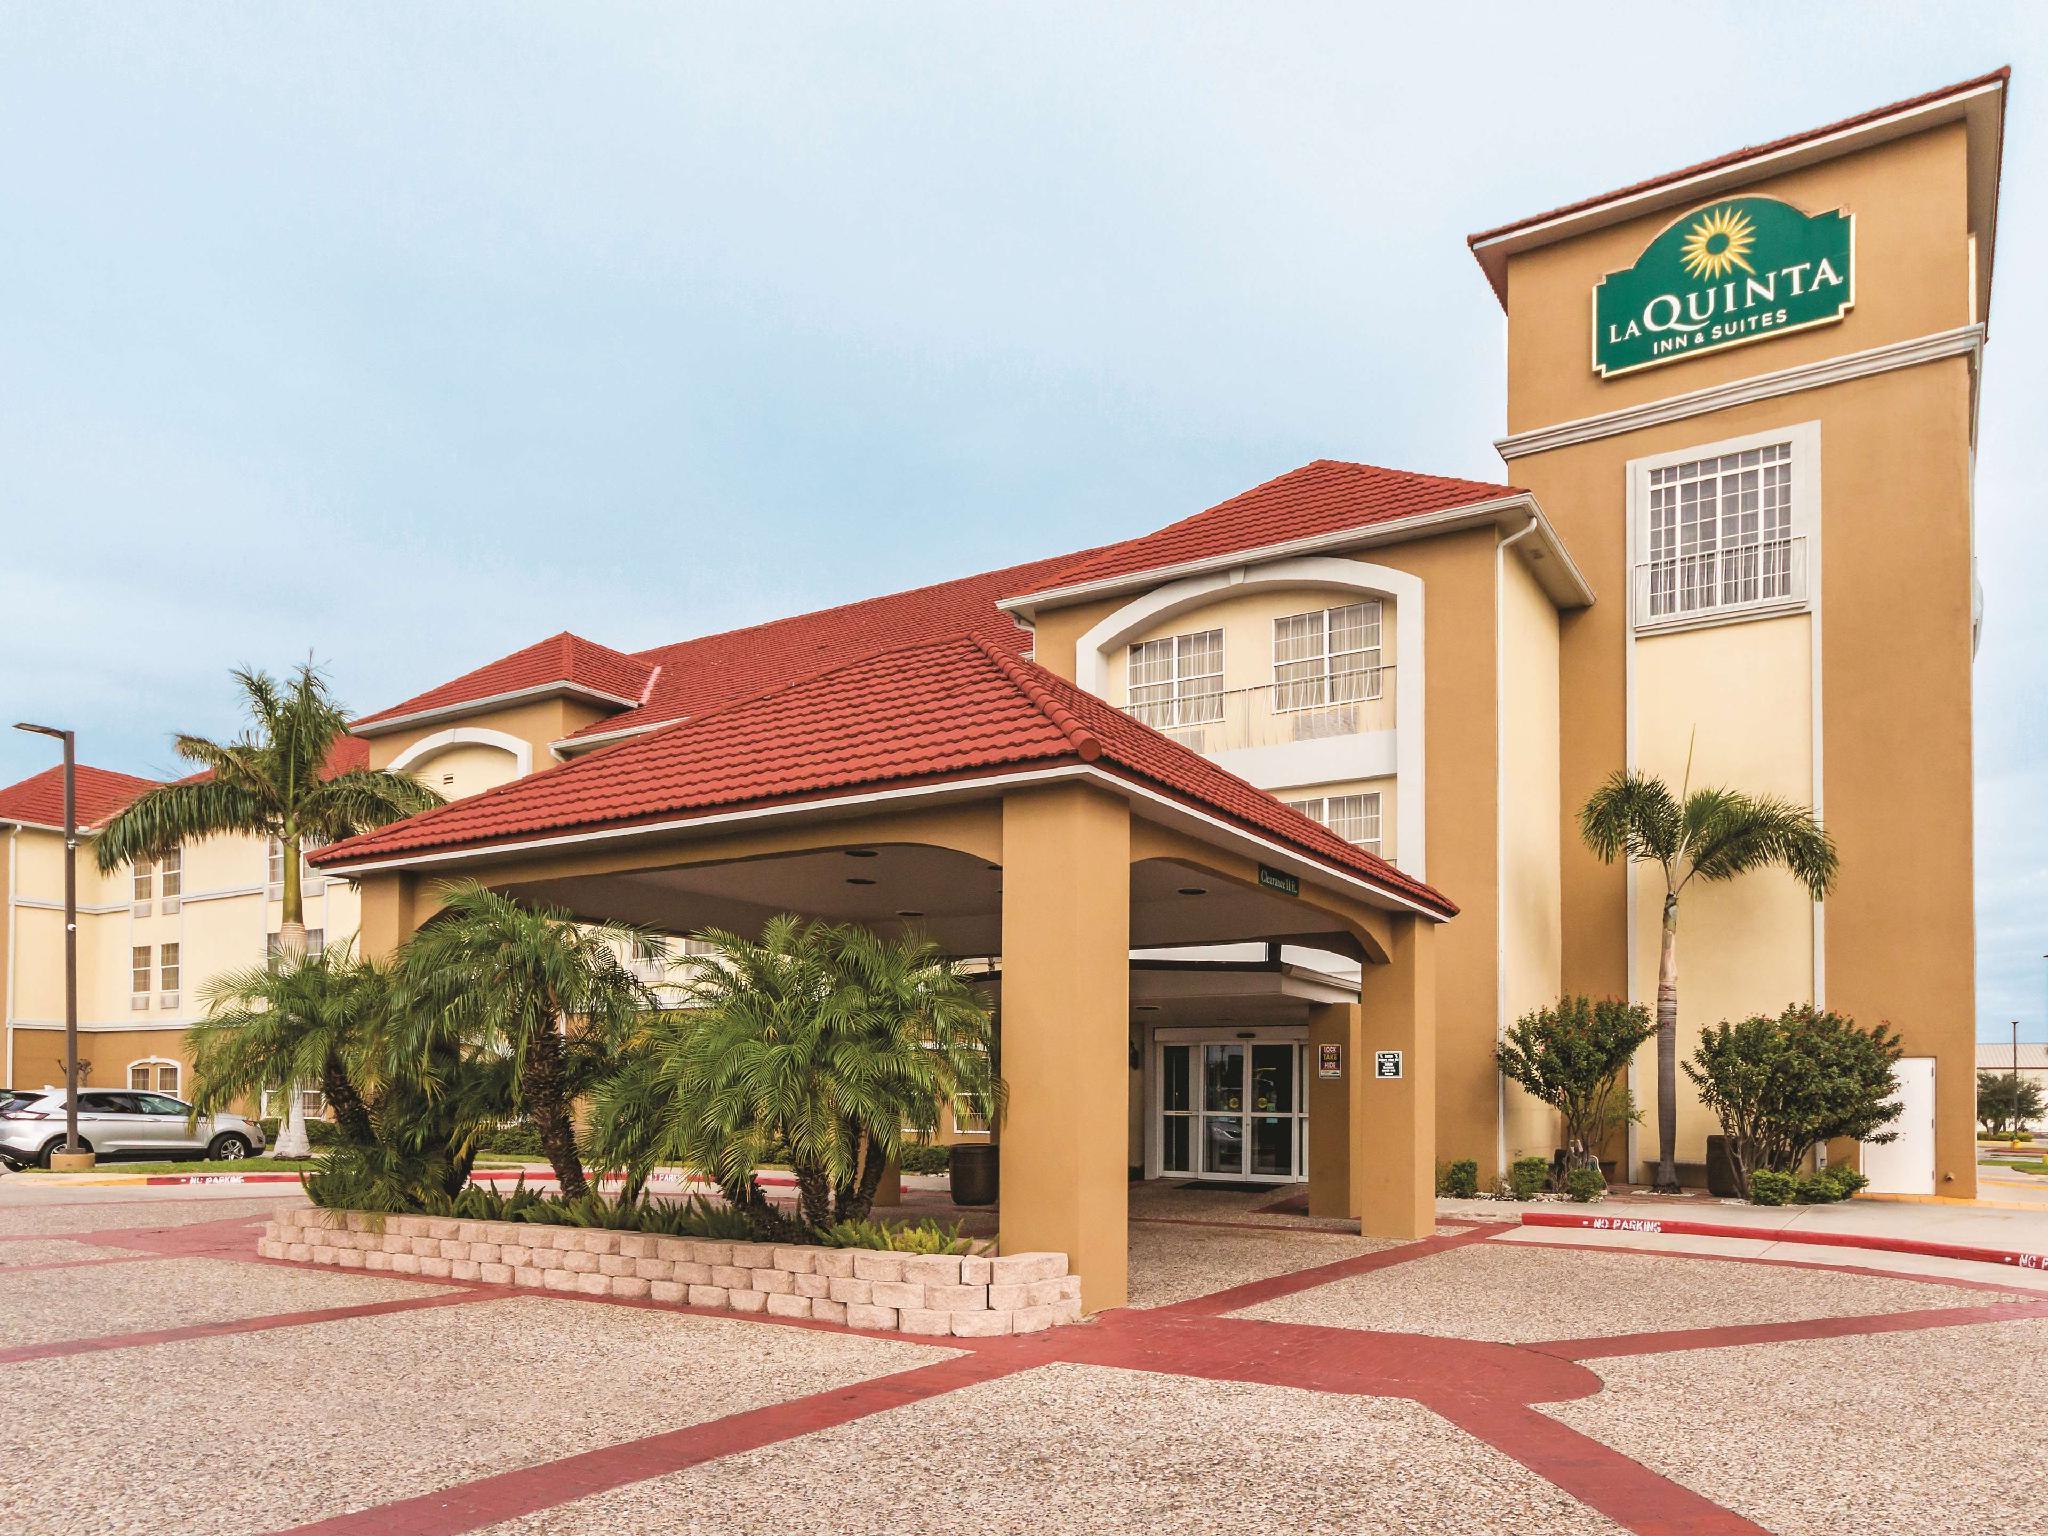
1317;1043;1342;1079
1374;1050;1403;1080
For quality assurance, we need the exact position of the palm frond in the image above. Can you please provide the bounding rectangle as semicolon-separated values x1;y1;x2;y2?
1578;770;1682;876
1682;789;1838;897
298;769;445;844
93;778;271;872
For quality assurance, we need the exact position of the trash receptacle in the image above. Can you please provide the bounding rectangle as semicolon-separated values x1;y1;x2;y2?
1706;1135;1741;1198
949;1142;998;1206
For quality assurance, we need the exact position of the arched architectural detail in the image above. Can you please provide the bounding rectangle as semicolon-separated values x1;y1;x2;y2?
386;726;533;779
1073;556;1426;880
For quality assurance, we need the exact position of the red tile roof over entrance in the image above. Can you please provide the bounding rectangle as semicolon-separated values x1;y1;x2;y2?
1007;460;1521;600
0;764;160;831
314;633;1453;918
353;632;657;732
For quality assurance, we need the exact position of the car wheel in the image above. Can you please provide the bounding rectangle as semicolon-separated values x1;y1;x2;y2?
207;1133;253;1161
37;1136;91;1169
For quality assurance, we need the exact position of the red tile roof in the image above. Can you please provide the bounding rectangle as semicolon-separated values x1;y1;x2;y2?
353;632;657;732
1005;460;1521;601
313;633;1453;918
172;734;371;786
561;552;1098;744
0;764;161;831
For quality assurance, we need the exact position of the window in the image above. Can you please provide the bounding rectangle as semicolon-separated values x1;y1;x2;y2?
1273;601;1383;710
1642;441;1798;623
1127;629;1224;729
951;1092;991;1135
266;929;326;966
132;859;152;908
160;847;182;902
267;838;325;895
131;945;151;1008
128;1062;181;1095
159;942;180;1002
1285;792;1383;855
262;1084;325;1117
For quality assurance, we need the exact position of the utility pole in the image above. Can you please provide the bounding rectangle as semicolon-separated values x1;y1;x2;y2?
15;723;90;1168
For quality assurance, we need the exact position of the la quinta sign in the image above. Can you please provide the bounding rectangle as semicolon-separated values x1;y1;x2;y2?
1593;196;1853;377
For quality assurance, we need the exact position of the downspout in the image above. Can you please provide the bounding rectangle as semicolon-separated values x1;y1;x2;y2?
1494;515;1541;1180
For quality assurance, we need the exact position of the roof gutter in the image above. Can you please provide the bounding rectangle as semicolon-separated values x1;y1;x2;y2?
998;493;1593;617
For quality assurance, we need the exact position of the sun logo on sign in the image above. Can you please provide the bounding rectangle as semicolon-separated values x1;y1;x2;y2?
1678;205;1758;281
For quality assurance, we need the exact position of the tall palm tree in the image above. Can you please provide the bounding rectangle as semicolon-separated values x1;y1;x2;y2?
1579;766;1838;1192
588;915;1002;1230
96;662;442;1153
394;881;663;1198
189;945;389;1149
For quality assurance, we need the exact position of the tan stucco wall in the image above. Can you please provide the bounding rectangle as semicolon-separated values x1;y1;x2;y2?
362;696;615;775
1500;552;1563;1163
401;740;526;801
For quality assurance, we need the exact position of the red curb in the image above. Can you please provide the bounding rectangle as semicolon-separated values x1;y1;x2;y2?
1506;1236;2048;1299
0;1287;507;1366
1522;1211;2048;1273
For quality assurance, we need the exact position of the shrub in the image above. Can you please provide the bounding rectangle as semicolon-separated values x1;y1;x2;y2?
1563;1166;1607;1203
1684;1004;1903;1200
1979;1071;2045;1139
898;1142;952;1176
1437;1159;1480;1199
814;1217;980;1255
1495;996;1653;1172
1506;1156;1551;1200
479;1121;545;1157
258;1117;341;1149
1749;1169;1798;1205
1794;1163;1870;1204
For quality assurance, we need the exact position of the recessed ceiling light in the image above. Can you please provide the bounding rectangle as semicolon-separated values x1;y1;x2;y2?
846;877;876;886
844;849;879;859
985;863;1000;872
1177;886;1207;896
1135;1004;1160;1012
895;909;924;918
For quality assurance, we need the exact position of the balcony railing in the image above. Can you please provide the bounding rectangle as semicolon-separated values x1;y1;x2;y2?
1634;536;1807;629
1120;668;1396;755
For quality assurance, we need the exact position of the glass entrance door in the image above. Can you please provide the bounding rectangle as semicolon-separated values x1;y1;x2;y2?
1158;1037;1305;1181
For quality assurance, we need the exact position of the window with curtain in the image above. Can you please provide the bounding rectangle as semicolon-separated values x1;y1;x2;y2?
1273;601;1383;710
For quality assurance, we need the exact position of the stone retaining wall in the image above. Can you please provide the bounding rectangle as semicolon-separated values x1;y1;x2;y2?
261;1208;1081;1337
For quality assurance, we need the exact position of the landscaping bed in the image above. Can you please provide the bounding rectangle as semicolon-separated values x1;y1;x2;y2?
260;1208;1081;1337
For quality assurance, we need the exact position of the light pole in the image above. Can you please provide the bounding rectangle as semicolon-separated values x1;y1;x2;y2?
15;723;89;1168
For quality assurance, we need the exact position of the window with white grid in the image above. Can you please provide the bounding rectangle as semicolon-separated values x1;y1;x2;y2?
1644;442;1795;620
131;945;151;1006
160;847;181;900
1283;792;1382;854
266;928;325;966
1273;601;1383;711
159;942;180;998
1127;629;1224;729
132;860;152;904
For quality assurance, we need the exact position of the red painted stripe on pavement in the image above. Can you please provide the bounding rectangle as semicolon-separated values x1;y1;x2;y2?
1522;1210;2048;1272
1156;1220;1514;1316
276;1347;1040;1536
1506;1235;2048;1298
1533;1298;2048;1361
1425;1396;1772;1536
0;1252;158;1276
0;1286;503;1366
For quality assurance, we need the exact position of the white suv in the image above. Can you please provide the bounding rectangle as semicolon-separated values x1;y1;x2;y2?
0;1089;266;1169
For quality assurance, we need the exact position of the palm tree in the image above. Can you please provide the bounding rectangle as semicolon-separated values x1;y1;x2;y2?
96;662;442;1154
189;945;389;1149
394;882;663;1198
1579;765;1838;1192
588;915;1002;1231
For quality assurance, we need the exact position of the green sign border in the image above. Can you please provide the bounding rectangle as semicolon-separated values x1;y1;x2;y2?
1591;197;1856;379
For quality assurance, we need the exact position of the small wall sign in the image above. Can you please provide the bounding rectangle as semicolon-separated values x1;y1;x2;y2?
1592;196;1854;378
1256;865;1300;897
1317;1043;1343;1079
1374;1050;1403;1080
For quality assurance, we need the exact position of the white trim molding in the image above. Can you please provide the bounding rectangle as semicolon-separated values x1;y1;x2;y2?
386;726;535;779
1497;324;1983;460
1070;556;1428;881
351;681;645;739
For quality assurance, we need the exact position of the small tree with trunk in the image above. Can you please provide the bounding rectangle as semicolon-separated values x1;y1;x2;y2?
1978;1071;2045;1139
94;662;441;1154
1579;761;1837;1191
1495;996;1654;1180
394;882;663;1198
1684;1003;1903;1200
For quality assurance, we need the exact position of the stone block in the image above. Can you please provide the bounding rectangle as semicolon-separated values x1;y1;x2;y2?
844;1303;897;1331
672;1261;712;1286
649;1281;685;1304
950;1310;1013;1338
922;1284;989;1312
576;1271;611;1296
765;1293;812;1319
897;1307;953;1336
686;1284;729;1309
793;1273;831;1299
851;1252;906;1284
479;1263;513;1285
616;1233;655;1259
1009;1303;1057;1333
440;1240;468;1261
450;1260;481;1282
900;1254;963;1287
389;1252;421;1274
960;1256;992;1285
634;1257;675;1283
409;1237;440;1258
598;1254;633;1277
711;1265;751;1289
828;1277;873;1306
563;1251;599;1274
500;1245;533;1269
364;1251;393;1272
1050;1298;1082;1325
310;1246;340;1265
420;1257;453;1279
811;1298;849;1326
772;1246;815;1275
543;1270;579;1292
336;1250;366;1269
652;1236;699;1265
580;1231;619;1255
611;1276;650;1300
988;1252;1066;1285
685;1240;733;1268
989;1277;1074;1310
514;1266;544;1287
869;1280;923;1309
469;1244;500;1266
750;1268;794;1295
810;1248;856;1279
426;1218;462;1241
727;1289;768;1314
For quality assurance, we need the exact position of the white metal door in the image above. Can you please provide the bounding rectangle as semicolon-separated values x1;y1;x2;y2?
1861;1057;1936;1196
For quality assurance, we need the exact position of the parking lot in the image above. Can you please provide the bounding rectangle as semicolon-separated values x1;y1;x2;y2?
6;1175;2048;1535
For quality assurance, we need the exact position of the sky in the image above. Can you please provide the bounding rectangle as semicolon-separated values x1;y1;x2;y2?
2;4;2042;1037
